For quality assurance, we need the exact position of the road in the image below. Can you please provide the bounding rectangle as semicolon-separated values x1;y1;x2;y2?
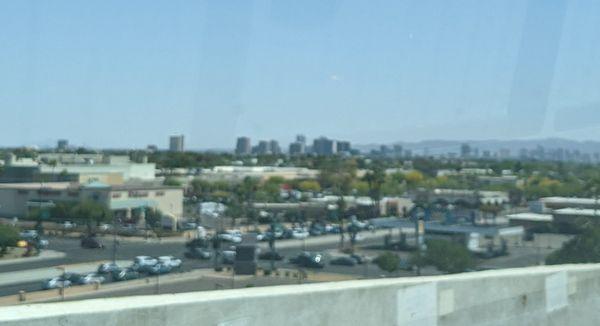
0;233;394;297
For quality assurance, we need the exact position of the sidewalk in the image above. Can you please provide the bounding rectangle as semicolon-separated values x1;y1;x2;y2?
0;260;130;287
0;250;66;267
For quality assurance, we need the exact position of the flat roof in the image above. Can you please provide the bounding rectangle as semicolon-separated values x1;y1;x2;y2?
541;197;598;205
506;213;553;222
371;218;523;236
0;182;180;192
0;182;74;190
553;208;600;217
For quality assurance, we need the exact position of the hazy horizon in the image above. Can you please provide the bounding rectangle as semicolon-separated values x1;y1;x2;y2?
2;1;600;149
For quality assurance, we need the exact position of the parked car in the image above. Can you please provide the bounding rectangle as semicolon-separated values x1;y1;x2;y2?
218;230;242;243
98;262;120;274
185;247;212;260
258;251;285;261
291;228;309;240
37;238;49;248
327;225;341;234
81;237;104;249
350;254;367;265
146;263;172;275
330;256;357;266
99;224;112;231
42;277;71;290
158;256;182;268
63;221;76;229
309;224;325;236
78;273;105;285
62;272;85;284
19;230;38;239
290;252;325;268
256;232;274;242
221;250;236;265
111;268;140;281
134;256;158;267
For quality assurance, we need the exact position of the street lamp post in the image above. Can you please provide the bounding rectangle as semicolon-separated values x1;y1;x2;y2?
112;217;119;264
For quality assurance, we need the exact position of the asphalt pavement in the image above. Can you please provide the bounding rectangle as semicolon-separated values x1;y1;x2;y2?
0;233;392;297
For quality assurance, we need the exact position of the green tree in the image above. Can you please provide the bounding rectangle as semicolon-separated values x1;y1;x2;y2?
298;180;321;192
546;227;600;265
373;251;400;273
145;209;163;229
71;201;112;235
424;239;474;274
0;224;19;256
163;177;182;187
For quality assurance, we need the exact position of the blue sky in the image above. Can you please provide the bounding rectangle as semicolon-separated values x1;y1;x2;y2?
1;0;599;149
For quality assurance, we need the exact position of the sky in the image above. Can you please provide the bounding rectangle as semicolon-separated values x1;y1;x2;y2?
1;0;600;150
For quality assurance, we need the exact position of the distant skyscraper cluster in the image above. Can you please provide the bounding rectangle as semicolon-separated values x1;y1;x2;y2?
235;135;352;156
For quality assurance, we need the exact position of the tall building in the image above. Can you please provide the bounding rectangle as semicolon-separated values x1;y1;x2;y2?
289;142;305;156
460;143;471;158
254;140;270;155
269;140;281;155
393;145;403;156
169;135;185;152
296;134;306;144
313;137;337;156
57;139;69;151
337;141;351;153
235;137;251;155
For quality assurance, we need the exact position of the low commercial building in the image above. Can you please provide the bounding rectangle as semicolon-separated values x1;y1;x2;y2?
197;166;319;182
0;182;183;229
535;197;600;213
552;208;600;226
424;189;509;206
0;154;155;185
506;212;553;230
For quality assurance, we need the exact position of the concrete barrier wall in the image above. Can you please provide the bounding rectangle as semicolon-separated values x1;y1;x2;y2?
2;264;600;326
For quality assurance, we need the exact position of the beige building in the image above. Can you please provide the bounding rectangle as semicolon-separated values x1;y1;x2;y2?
0;181;183;228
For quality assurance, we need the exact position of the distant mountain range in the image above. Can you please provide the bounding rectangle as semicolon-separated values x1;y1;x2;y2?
356;138;600;156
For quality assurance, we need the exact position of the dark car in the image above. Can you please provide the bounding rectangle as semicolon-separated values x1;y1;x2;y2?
290;252;325;269
309;225;325;236
185;247;212;260
98;262;120;274
350;254;367;265
111;268;140;281
62;272;84;284
258;251;285;261
221;250;236;265
81;237;104;249
330;256;356;266
146;263;172;275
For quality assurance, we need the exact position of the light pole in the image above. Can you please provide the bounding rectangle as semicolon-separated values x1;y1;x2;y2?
112;217;119;264
56;266;66;301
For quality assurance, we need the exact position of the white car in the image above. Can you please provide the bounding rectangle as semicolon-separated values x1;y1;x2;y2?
292;228;309;240
19;230;38;239
42;277;71;290
218;230;242;243
134;256;158;267
63;221;76;229
99;224;112;231
79;273;105;285
158;256;182;268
